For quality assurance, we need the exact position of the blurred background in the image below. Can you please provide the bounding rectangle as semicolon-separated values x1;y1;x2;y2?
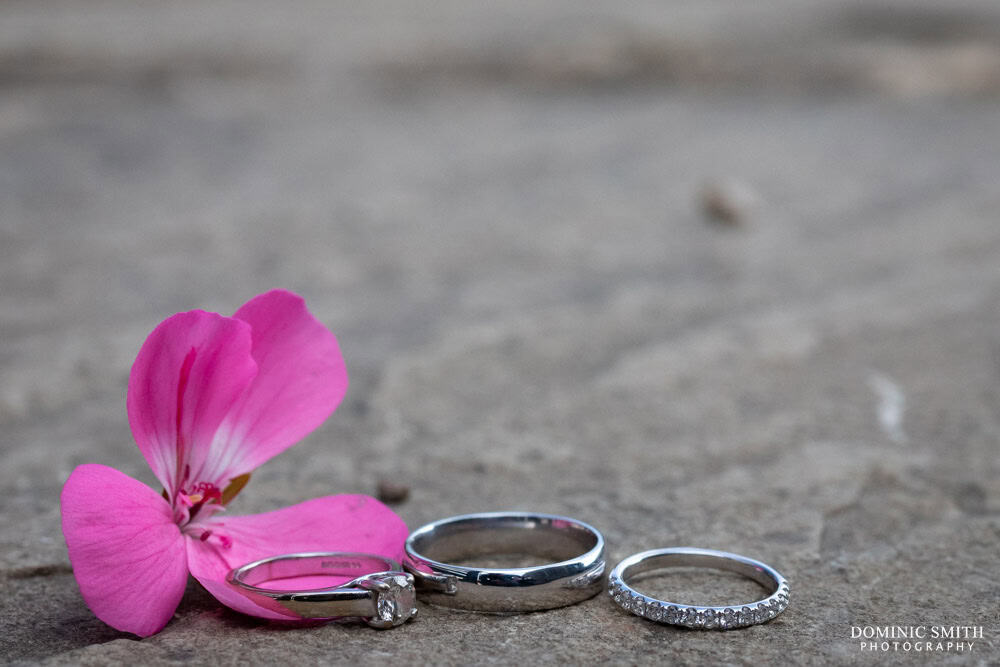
1;0;999;663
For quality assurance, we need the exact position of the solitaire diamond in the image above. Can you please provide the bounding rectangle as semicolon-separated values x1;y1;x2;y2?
376;597;396;622
363;573;417;629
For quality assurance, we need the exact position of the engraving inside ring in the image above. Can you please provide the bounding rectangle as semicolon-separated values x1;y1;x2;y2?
240;555;391;591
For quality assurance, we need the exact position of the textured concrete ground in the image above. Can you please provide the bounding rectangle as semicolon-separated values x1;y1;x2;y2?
1;0;999;664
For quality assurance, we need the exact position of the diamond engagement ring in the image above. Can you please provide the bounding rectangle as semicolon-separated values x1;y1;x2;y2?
403;511;606;612
227;552;417;629
608;547;790;629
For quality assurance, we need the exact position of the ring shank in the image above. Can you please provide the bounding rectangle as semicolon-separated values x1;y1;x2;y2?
622;551;778;592
409;514;599;564
234;554;397;587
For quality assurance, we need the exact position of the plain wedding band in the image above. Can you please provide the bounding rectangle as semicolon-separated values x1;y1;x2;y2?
403;511;606;612
227;552;418;629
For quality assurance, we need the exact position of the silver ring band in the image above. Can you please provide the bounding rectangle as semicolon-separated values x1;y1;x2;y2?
404;511;606;612
608;547;790;629
227;552;418;628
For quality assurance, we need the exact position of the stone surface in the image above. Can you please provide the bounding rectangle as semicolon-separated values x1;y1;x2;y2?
1;0;1000;663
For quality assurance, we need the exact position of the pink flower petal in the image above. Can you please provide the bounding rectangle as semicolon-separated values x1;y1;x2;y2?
60;464;189;637
186;495;407;619
127;310;258;496
203;290;348;480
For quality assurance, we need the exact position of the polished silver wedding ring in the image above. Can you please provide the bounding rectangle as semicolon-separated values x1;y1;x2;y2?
227;552;417;629
608;547;789;630
404;512;606;612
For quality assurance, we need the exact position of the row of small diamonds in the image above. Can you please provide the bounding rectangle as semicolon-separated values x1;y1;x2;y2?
609;580;790;630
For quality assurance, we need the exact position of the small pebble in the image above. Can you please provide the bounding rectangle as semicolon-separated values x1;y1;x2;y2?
700;179;760;225
376;479;411;504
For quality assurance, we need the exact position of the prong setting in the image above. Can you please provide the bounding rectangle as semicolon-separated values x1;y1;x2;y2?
362;573;418;629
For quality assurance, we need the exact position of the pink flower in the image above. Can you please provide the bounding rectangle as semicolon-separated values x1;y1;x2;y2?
60;290;407;637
